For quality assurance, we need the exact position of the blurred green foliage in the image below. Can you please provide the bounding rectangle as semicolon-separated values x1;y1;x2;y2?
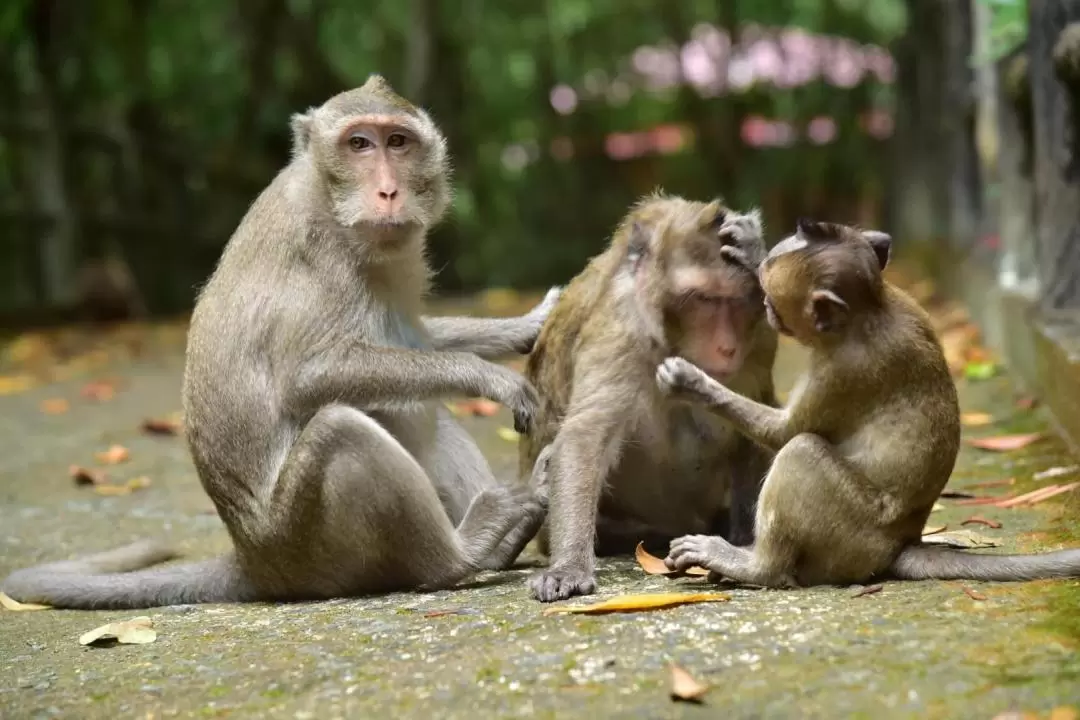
1;0;908;315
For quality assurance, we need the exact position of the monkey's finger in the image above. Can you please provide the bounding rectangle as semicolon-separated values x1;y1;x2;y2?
513;410;532;435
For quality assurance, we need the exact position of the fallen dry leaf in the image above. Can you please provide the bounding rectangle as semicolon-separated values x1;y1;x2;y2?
542;592;729;616
0;373;37;395
141;416;181;436
1049;707;1079;720
954;494;1015;506
961;516;1002;529
0;591;51;611
496;427;520;442
93;484;132;496
70;465;106;486
962;586;987;601
1033;465;1079;481
921;524;946;536
446;398;501;417
921;529;1001;549
126;476;152;490
1015;396;1038;410
94;444;130;465
40;398;70;415
79;616;157;646
931;502;945;513
960;412;994;427
80;379;116;401
966;433;1043;452
851;583;884;597
997;482;1079;508
634;543;708;577
669;664;709;703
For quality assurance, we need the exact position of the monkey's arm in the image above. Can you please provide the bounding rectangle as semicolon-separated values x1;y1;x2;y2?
423;287;560;358
423;316;540;358
290;345;534;426
657;357;793;453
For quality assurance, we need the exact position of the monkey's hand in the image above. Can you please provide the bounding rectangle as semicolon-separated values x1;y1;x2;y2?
528;566;597;603
718;211;765;269
488;365;540;434
655;356;719;401
517;286;563;354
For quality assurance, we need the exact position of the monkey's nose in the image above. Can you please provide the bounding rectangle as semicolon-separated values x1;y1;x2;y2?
376;188;400;213
718;347;737;359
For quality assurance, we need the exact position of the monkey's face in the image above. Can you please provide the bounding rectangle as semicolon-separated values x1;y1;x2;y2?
299;79;452;241
640;201;768;380
759;219;892;345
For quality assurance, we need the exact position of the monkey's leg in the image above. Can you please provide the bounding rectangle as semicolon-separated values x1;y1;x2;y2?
657;357;792;452
422;410;548;572
667;434;881;588
271;405;541;594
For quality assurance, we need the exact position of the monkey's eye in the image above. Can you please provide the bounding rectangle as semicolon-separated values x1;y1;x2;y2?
348;135;372;151
387;133;408;148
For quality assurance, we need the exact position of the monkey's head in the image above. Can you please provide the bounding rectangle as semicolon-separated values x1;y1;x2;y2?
759;218;892;345
621;194;768;381
289;74;451;244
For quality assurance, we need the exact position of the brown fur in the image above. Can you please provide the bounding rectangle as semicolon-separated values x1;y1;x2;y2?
659;218;1080;587
521;193;778;602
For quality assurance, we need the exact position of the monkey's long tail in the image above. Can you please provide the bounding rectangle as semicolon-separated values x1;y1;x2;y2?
890;543;1080;582
1;540;256;609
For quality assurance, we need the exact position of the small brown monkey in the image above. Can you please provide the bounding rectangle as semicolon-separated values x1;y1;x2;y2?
658;218;1080;586
2;75;557;609
521;193;778;602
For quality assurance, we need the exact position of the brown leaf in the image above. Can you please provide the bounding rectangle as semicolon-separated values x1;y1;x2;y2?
94;444;130;465
40;398;70;415
70;465;106;486
80;379;116;401
634;542;709;577
542;592;729;616
669;664;709;703
141;417;181;436
960;515;1002;529
851;583;883;597
965;433;1043;452
962;586;987;601
0;591;51;611
960;412;994;427
79;616;157;646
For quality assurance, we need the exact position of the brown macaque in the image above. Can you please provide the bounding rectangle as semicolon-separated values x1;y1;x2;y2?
658;219;1080;586
520;193;778;602
2;75;558;610
75;251;147;323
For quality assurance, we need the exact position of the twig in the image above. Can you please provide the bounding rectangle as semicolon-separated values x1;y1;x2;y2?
961;516;1002;529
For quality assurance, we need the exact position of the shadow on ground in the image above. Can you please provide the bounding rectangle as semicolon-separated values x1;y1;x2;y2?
1;314;1079;719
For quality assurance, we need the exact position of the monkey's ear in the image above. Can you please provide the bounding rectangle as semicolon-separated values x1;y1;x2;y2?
290;110;314;156
626;222;649;271
861;230;892;270
364;74;392;93
810;289;849;333
701;199;727;228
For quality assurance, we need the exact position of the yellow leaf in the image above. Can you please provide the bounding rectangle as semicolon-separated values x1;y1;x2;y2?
931;502;945;513
40;398;70;415
634;542;709;577
670;664;709;703
496;427;520;442
0;374;36;395
542;592;729;616
93;484;133;496
0;591;51;611
126;476;152;490
1049;707;1079;720
960;412;994;427
921;524;946;536
79;616;157;646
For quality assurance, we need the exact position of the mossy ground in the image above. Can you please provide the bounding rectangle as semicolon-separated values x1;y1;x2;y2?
1;317;1079;719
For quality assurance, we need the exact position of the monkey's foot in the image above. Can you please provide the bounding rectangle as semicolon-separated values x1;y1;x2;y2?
476;487;549;571
528;567;597;603
655;357;715;399
666;534;795;588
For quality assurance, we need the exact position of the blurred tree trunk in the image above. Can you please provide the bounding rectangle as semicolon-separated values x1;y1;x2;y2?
1029;0;1080;310
23;0;78;307
888;0;980;262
